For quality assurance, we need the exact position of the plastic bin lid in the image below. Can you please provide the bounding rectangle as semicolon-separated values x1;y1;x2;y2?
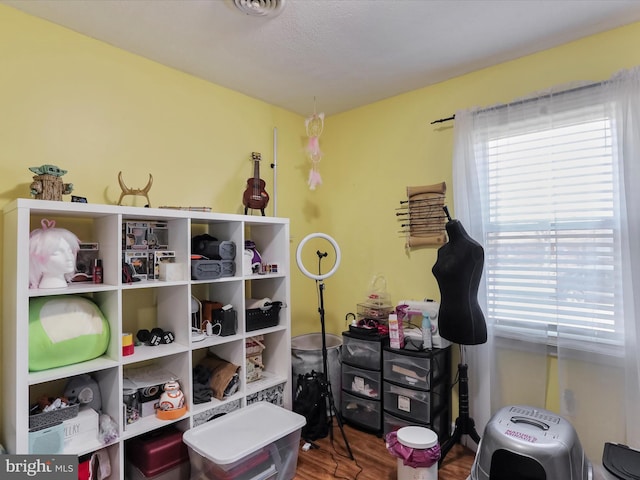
183;402;306;465
397;426;438;449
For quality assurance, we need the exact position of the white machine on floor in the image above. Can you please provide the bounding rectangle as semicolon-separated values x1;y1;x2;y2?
470;405;593;480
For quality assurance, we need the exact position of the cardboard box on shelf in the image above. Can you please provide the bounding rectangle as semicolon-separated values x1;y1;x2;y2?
62;407;99;451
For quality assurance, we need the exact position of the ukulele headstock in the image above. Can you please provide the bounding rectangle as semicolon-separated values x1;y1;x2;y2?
252;152;261;162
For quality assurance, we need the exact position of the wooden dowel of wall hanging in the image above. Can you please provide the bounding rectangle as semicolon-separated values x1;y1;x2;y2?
406;181;446;198
406;233;447;247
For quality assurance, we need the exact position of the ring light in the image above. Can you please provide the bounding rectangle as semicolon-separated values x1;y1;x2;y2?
296;233;341;280
294;231;354;458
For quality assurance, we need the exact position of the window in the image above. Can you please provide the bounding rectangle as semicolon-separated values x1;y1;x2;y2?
477;90;623;351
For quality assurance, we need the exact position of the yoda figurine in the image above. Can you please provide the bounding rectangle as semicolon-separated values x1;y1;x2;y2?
29;164;73;201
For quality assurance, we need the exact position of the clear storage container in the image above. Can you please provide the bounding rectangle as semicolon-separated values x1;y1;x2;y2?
384;383;432;421
383;381;447;421
383;348;445;390
341;390;382;431
342;333;382;370
342;364;381;399
183;402;305;480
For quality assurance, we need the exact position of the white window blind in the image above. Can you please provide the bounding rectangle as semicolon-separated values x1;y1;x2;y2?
477;88;623;350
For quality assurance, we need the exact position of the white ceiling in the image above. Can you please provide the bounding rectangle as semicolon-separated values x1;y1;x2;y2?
5;0;640;116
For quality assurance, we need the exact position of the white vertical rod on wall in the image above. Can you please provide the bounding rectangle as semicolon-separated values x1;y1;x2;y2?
272;127;278;216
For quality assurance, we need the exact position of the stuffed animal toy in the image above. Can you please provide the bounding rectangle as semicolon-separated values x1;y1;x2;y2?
64;374;102;412
244;240;262;274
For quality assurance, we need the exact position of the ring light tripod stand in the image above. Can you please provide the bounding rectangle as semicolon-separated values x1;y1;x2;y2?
296;233;354;460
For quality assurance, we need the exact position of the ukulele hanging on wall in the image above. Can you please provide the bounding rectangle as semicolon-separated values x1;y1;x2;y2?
242;152;269;216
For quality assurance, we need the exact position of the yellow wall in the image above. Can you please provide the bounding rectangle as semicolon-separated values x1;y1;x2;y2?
3;4;640;447
0;5;324;335
322;22;640;336
0;4;318;443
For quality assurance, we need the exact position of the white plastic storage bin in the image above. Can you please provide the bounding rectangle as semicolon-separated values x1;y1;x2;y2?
183;402;305;480
342;364;381;399
383;349;443;390
342;333;382;370
341;390;382;431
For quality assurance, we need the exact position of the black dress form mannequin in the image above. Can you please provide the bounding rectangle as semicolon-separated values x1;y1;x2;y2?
432;218;487;345
432;208;486;465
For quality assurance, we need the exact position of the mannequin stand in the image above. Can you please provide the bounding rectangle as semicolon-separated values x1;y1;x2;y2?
439;361;481;466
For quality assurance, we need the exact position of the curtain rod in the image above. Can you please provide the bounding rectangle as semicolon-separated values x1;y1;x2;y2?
431;115;455;124
430;81;604;125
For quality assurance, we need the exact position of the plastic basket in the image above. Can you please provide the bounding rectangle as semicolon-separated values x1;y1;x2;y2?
29;403;79;430
246;303;281;332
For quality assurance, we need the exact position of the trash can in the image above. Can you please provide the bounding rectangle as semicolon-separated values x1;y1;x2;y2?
386;426;440;480
291;333;342;412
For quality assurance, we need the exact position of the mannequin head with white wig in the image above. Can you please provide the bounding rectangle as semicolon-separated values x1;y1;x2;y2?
29;219;80;289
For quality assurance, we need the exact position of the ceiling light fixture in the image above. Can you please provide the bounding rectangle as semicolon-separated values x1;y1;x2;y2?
233;0;286;17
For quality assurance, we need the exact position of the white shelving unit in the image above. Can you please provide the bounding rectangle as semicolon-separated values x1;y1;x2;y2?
2;198;292;478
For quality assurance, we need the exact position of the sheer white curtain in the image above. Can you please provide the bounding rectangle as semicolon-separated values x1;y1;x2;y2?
609;67;640;450
451;67;640;464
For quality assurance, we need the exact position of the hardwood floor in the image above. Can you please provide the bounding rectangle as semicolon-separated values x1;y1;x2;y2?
294;423;475;480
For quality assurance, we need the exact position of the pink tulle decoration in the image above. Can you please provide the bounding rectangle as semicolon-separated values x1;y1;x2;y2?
305;111;324;190
308;168;322;190
307;136;321;157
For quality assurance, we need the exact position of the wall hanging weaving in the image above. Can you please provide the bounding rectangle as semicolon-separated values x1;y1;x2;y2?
397;182;447;247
